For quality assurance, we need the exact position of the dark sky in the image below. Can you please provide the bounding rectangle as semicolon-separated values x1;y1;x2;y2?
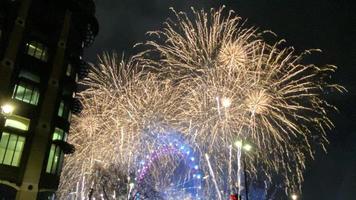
86;0;356;199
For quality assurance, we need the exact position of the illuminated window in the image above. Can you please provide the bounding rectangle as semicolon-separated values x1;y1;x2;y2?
66;64;72;77
4;115;30;131
45;144;62;174
57;100;71;121
18;70;40;83
57;101;64;117
46;128;66;174
0;132;25;166
12;81;40;105
0;115;29;167
25;41;48;61
52;127;67;141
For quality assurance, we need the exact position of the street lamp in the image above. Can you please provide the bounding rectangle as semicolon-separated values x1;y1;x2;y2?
127;179;136;200
1;103;14;116
234;140;252;152
291;194;298;200
234;140;252;200
234;140;243;148
242;143;252;152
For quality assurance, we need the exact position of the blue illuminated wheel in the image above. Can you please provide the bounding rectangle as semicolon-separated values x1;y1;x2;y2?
132;133;203;200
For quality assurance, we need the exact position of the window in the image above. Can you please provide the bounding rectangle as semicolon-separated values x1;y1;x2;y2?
18;70;40;83
4;115;30;131
12;81;40;105
0;132;25;166
0;115;29;167
25;41;48;61
45;144;62;174
66;64;72;77
57;100;71;121
37;192;56;200
57;101;64;117
46;128;66;175
52;127;67;141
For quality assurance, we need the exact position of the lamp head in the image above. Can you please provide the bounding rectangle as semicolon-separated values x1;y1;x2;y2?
243;143;252;151
234;140;243;148
1;104;14;116
291;194;298;200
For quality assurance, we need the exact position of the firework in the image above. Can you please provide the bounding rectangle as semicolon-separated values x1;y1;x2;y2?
58;53;190;199
141;7;344;197
59;7;344;199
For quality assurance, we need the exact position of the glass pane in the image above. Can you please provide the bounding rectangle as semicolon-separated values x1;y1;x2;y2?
5;119;28;130
12;136;25;166
27;43;36;56
63;132;68;142
57;152;64;175
46;145;55;173
42;50;48;61
66;64;72;76
58;101;64;117
4;115;30;131
34;48;43;60
14;85;25;101
53;128;63;140
0;132;10;163
3;134;17;165
30;90;39;105
23;87;32;103
51;147;60;174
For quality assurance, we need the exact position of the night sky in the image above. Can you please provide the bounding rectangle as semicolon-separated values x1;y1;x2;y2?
85;0;356;199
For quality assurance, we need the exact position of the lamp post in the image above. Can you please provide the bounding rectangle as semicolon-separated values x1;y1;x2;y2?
242;153;249;200
234;140;252;200
218;96;252;199
127;181;135;200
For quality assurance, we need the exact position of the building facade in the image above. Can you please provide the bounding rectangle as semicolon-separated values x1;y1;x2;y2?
0;0;98;199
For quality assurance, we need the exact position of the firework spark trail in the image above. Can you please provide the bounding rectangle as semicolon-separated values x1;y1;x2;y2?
205;154;222;200
59;7;344;199
58;54;190;199
237;145;242;198
228;145;232;193
141;7;345;196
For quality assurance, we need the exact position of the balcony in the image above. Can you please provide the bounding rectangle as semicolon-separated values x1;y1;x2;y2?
68;0;99;47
